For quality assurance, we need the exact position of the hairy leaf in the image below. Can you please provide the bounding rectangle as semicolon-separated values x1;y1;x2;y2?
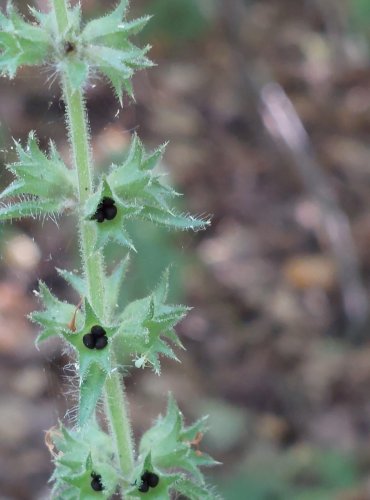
0;4;52;77
58;0;152;98
50;422;118;499
85;135;209;250
31;282;76;346
114;270;187;373
0;133;77;220
135;395;219;499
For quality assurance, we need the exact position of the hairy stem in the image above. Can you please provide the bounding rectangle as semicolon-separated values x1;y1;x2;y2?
51;0;135;491
105;363;135;478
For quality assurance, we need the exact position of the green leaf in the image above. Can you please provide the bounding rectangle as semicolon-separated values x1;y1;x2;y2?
80;0;152;103
104;255;130;318
114;271;187;373
85;135;208;249
175;478;222;500
6;132;76;199
0;198;61;222
63;56;89;91
0;132;77;220
0;4;52;78
82;1;129;41
56;268;86;297
140;206;210;231
79;363;107;427
30;282;76;346
50;422;119;499
137;395;219;498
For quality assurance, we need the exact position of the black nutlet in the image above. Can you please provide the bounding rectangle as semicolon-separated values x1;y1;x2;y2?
94;209;105;223
91;325;106;338
102;197;115;207
138;480;149;493
83;333;96;349
141;471;159;490
92;197;118;223
95;336;108;350
104;204;117;221
147;472;159;488
90;473;104;492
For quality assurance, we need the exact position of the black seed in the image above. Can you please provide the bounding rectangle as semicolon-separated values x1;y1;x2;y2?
92;208;105;223
138;480;149;493
95;336;108;350
102;197;115;207
91;475;104;491
147;472;159;488
83;333;96;349
91;325;106;338
103;205;117;221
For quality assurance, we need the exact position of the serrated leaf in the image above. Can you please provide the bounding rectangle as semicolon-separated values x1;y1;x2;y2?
6;133;76;199
0;198;60;221
114;272;187;373
31;282;76;347
85;135;208;249
78;0;152;103
56;268;86;296
0;133;77;220
140;206;210;231
174;478;222;500
63;56;89;91
82;1;129;41
0;5;52;78
50;422;118;499
139;394;218;488
104;255;130;318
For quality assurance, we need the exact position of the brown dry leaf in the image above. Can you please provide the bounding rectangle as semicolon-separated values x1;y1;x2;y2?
283;254;336;290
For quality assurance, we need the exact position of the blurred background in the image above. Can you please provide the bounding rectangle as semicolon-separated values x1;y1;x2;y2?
3;0;370;498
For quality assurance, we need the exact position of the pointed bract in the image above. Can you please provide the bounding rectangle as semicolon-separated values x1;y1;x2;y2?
114;271;187;373
136;394;219;499
0;4;52;78
0;133;77;221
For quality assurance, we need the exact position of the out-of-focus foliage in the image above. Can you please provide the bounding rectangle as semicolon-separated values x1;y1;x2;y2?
143;0;211;44
217;447;360;500
350;0;370;40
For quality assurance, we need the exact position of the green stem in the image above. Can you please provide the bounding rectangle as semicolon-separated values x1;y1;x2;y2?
51;0;135;492
105;362;135;477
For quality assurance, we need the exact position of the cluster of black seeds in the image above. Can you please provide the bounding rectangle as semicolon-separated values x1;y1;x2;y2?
138;471;160;493
91;472;104;492
83;325;108;350
92;197;118;223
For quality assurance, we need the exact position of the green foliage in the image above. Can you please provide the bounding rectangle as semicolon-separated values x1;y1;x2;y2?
0;0;217;497
50;422;119;499
129;394;220;498
114;268;187;373
84;135;209;251
350;0;370;39
0;3;52;78
0;132;77;220
217;447;360;500
145;0;210;44
32;269;188;423
62;0;152;102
